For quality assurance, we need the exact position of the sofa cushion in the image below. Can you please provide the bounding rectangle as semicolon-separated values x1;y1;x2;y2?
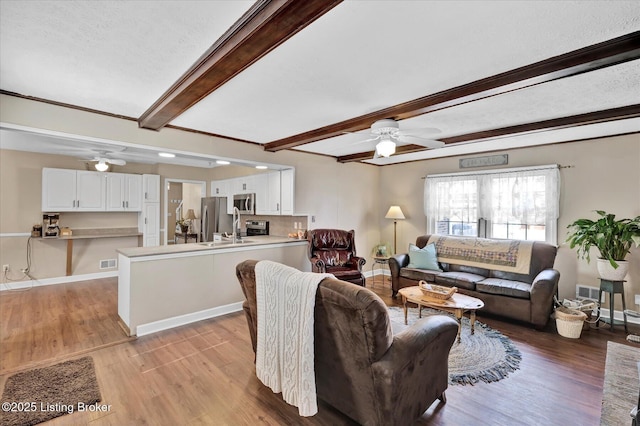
434;272;485;291
399;267;441;283
476;278;531;299
407;243;442;271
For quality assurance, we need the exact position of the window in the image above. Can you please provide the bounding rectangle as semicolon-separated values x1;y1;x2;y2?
424;165;560;244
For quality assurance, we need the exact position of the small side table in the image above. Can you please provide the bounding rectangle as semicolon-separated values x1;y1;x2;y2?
174;232;199;244
371;257;390;286
596;279;628;333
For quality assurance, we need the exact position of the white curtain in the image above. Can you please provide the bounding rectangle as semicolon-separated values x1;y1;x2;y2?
424;165;560;244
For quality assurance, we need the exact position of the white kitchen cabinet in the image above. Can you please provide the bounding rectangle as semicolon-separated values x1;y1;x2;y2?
139;202;160;247
256;171;281;215
211;179;230;197
234;175;256;193
280;168;295;215
139;174;160;247
143;174;160;203
42;168;106;211
106;173;143;211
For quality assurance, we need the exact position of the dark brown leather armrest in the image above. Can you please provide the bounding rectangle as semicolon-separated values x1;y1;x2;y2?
530;268;561;327
348;256;366;271
310;257;326;273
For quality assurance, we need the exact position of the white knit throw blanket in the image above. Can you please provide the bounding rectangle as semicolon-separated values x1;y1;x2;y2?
255;261;333;417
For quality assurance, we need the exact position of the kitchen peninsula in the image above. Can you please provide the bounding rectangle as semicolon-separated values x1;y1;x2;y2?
117;236;309;336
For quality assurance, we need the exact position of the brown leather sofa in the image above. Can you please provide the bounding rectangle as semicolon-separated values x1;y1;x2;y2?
389;235;560;328
307;229;366;286
236;259;458;426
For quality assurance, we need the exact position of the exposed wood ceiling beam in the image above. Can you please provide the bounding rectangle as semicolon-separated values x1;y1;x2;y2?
264;31;640;152
336;104;640;163
138;0;343;131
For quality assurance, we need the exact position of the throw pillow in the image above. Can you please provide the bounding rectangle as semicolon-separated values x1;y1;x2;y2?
407;243;442;271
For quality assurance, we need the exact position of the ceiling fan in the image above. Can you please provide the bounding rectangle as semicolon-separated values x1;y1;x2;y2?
84;153;126;171
353;119;445;159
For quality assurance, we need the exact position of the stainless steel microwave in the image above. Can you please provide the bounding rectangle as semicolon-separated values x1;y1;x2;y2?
233;193;255;215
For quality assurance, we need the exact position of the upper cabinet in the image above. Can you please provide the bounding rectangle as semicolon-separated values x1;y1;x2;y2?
42;168;106;212
143;174;160;203
106;173;143;211
42;167;146;212
280;169;295;216
212;168;295;216
211;179;230;197
255;171;281;215
232;175;256;194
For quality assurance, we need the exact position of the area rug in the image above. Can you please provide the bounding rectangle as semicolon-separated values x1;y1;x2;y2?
387;306;521;385
601;341;640;426
0;356;101;426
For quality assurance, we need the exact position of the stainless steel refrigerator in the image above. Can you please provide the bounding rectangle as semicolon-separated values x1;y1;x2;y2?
200;197;233;242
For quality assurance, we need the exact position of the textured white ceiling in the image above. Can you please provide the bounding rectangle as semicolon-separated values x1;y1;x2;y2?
0;0;254;117
173;0;640;142
0;0;639;166
296;60;640;157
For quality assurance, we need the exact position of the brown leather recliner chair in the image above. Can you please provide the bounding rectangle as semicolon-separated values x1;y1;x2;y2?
307;229;366;286
236;259;459;426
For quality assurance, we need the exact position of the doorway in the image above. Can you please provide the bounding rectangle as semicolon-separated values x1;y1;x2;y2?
164;178;206;245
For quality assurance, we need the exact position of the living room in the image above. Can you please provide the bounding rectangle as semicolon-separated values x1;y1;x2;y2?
1;1;639;425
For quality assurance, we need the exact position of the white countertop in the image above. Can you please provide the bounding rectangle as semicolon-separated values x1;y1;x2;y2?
117;235;307;258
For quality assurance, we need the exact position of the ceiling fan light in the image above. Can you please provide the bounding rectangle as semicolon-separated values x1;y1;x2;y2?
376;140;396;158
95;160;109;171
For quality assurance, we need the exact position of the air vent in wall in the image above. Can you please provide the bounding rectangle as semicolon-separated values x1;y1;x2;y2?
576;284;604;303
100;259;117;269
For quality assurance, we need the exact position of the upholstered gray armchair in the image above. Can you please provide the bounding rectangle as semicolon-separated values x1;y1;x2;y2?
236;259;458;426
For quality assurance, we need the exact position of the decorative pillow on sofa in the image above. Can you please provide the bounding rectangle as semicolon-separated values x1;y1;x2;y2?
407;243;442;271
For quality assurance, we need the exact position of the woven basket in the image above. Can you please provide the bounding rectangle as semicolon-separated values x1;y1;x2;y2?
419;280;457;300
555;306;587;339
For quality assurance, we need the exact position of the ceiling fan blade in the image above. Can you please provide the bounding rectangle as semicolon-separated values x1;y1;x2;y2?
397;135;445;149
397;127;441;137
106;158;126;166
354;136;380;145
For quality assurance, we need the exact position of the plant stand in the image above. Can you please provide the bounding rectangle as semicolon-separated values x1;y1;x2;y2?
596;279;629;333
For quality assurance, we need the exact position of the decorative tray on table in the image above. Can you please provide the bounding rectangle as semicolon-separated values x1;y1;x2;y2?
419;280;457;300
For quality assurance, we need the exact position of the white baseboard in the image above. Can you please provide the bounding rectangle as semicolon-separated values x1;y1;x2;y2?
598;308;640;326
363;269;390;279
135;302;244;337
0;270;118;291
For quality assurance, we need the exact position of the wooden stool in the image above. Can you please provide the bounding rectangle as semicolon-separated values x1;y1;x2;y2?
596;279;628;333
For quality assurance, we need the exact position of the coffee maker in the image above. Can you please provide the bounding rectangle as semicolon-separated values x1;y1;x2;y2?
43;213;60;238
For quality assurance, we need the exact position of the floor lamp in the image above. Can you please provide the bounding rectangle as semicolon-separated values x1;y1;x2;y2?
385;206;405;255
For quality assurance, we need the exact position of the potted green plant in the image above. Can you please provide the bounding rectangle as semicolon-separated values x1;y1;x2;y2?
566;210;640;280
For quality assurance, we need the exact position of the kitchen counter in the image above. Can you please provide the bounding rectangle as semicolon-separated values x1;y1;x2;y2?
117;235;305;258
52;227;142;276
58;227;142;239
117;235;310;336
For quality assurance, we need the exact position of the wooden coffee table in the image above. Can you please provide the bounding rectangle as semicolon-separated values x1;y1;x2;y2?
398;286;485;343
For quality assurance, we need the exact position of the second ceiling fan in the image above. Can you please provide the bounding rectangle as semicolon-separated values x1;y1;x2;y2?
353;119;444;158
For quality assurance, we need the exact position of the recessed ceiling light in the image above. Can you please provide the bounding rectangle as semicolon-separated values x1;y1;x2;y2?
158;152;175;158
216;160;230;165
255;165;268;169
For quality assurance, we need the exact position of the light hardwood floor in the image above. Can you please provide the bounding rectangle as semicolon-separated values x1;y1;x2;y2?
0;276;637;425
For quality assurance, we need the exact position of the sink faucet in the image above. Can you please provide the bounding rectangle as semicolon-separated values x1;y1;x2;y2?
232;207;241;243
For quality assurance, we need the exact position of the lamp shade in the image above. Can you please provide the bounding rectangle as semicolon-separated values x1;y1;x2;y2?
385;206;405;220
376;138;396;158
185;209;197;220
